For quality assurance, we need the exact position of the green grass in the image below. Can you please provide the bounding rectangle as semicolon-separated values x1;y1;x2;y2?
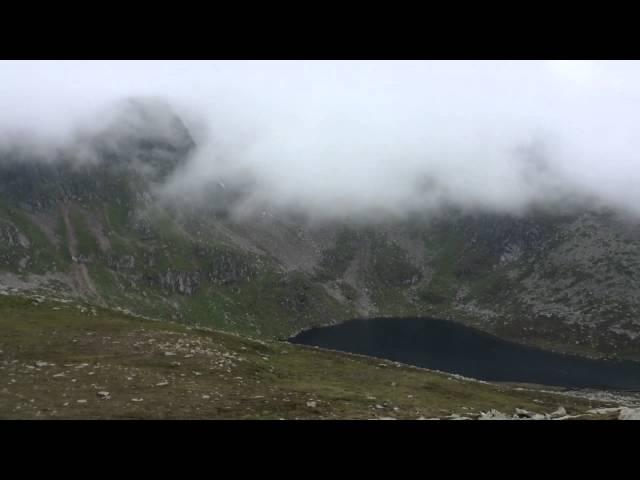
370;237;421;287
69;210;100;257
105;201;131;236
179;269;353;338
417;226;467;308
316;227;362;280
0;206;64;273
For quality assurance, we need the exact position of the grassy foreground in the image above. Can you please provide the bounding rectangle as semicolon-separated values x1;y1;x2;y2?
0;294;617;420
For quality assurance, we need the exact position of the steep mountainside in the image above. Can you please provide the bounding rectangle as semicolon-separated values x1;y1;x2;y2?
2;100;640;360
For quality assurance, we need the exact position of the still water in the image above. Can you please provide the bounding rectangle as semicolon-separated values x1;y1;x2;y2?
289;317;640;390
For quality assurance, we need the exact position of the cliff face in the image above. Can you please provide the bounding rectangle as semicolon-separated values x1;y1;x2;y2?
2;100;640;360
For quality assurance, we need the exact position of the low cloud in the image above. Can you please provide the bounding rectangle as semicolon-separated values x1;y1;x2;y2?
2;60;640;220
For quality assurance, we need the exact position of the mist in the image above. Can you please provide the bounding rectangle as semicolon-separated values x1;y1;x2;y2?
2;60;640;220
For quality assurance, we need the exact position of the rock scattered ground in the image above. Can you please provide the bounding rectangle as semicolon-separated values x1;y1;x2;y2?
1;294;637;420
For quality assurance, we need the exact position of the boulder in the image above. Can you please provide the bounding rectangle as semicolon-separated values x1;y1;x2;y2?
514;408;535;418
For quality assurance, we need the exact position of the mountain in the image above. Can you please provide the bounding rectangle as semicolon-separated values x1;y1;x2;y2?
2;99;640;361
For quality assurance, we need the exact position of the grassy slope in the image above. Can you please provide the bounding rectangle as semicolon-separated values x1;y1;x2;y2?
0;203;65;274
0;294;615;420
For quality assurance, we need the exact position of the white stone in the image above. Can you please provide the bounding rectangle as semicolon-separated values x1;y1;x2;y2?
552;415;572;420
619;407;640;420
588;407;622;415
515;408;535;418
479;409;511;420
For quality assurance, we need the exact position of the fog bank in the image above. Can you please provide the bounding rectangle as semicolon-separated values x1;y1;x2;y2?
2;60;640;219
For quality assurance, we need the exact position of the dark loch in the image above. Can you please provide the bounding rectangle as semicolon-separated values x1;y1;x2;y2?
289;317;640;391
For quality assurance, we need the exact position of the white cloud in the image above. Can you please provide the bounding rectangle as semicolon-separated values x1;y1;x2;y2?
3;60;640;218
